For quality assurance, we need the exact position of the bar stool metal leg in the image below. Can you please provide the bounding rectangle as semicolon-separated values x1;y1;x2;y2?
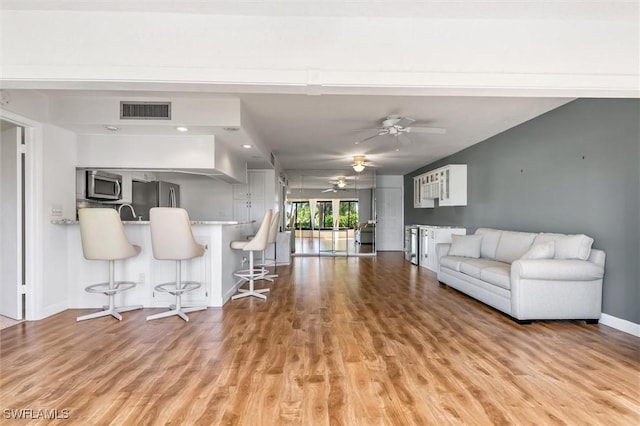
77;260;142;322
146;260;207;322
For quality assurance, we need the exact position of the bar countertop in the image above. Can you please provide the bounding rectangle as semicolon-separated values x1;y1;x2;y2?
51;219;254;225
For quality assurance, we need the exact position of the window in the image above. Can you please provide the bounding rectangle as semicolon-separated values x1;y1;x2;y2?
339;200;359;228
316;201;333;229
288;199;358;229
289;201;311;229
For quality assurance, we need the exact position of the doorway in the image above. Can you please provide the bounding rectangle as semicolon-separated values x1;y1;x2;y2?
1;119;25;320
285;170;377;257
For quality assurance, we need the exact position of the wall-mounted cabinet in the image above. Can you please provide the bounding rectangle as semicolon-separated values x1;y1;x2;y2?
413;175;435;208
413;164;467;208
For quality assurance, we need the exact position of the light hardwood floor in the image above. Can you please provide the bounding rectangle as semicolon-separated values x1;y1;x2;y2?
1;253;638;425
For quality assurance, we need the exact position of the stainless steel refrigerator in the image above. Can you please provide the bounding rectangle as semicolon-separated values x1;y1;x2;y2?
129;181;180;220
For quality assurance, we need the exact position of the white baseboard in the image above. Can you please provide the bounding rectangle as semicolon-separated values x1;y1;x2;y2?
599;313;640;337
32;301;68;321
223;278;245;304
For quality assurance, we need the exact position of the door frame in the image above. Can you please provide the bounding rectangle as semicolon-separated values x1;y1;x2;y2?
1;109;43;321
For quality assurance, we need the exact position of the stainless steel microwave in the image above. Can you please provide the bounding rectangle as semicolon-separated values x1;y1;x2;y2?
86;170;122;200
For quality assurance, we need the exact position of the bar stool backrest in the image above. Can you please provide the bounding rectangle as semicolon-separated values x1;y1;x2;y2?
244;209;273;252
149;207;205;260
79;208;139;260
267;211;281;244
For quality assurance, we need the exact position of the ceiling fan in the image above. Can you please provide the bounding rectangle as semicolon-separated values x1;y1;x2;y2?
322;177;348;193
354;115;446;150
352;155;372;173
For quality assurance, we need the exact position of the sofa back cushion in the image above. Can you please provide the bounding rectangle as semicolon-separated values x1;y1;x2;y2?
474;228;502;260
521;240;555;260
494;230;536;264
448;234;483;258
534;233;594;260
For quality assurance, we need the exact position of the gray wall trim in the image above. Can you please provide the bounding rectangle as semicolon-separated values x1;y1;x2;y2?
404;99;640;324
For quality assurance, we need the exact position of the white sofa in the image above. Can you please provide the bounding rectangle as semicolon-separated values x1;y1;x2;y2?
436;228;605;323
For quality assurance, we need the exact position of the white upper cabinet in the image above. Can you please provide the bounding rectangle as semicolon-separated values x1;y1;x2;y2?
233;169;275;222
413;164;467;208
438;165;467;206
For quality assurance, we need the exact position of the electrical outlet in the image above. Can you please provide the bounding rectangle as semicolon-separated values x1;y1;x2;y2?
241;257;247;266
138;273;145;284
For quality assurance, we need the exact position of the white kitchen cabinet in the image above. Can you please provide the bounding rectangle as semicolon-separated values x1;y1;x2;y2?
413;175;435;208
418;225;466;272
76;169;86;199
413;164;467;208
119;172;133;204
233;169;274;222
438;165;467;206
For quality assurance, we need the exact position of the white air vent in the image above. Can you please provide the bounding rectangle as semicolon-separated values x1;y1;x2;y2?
120;102;171;120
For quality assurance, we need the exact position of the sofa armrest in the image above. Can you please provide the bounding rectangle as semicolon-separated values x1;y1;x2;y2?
511;259;605;281
436;243;451;260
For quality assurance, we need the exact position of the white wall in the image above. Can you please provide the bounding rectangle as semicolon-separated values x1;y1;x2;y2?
77;134;217;169
214;140;247;184
2;9;637;96
41;124;77;317
154;173;234;221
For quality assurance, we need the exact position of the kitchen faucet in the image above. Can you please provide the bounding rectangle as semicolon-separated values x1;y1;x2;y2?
118;203;138;220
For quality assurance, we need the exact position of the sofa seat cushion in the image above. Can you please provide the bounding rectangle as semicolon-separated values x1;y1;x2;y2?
440;256;468;272
480;265;511;290
459;258;508;279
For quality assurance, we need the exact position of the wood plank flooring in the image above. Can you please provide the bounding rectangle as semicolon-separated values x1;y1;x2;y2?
1;252;638;425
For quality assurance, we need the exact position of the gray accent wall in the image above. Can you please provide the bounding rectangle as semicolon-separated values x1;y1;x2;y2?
404;99;640;324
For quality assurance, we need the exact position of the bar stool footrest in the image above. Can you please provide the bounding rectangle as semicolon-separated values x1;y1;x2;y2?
153;281;201;296
234;269;268;279
85;281;137;295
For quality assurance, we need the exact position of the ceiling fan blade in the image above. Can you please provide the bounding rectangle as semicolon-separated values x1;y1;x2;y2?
395;116;416;127
355;132;383;145
406;126;447;135
321;188;334;193
351;127;381;132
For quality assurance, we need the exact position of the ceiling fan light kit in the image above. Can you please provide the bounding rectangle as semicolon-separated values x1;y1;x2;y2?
352;155;367;173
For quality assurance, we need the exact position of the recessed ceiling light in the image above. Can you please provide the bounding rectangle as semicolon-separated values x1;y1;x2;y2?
224;127;240;132
242;144;252;149
176;126;189;132
104;125;118;132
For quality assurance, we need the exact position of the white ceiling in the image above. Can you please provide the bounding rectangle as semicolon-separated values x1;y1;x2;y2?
33;89;572;188
3;1;634;188
3;0;633;20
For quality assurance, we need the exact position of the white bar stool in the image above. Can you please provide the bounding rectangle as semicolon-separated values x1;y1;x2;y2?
258;210;282;281
231;209;272;300
146;208;207;322
77;208;142;322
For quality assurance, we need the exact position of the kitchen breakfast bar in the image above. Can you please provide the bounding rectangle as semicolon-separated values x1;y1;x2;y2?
53;219;256;310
